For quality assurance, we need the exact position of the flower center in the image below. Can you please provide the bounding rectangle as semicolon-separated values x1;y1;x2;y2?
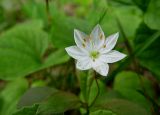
90;51;100;60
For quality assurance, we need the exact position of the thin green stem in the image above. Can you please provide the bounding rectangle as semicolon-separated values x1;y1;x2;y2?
116;16;133;55
45;0;51;26
89;75;100;108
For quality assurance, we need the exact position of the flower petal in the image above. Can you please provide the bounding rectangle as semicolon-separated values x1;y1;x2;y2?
100;32;119;53
100;50;126;63
74;29;92;51
91;24;105;49
65;46;88;60
93;64;109;76
76;58;92;70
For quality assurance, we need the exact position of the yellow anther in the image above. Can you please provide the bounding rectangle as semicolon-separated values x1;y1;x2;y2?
82;43;86;48
100;33;103;40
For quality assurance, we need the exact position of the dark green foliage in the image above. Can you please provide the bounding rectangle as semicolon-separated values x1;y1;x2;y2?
13;105;39;115
0;78;28;115
144;0;160;30
134;23;160;80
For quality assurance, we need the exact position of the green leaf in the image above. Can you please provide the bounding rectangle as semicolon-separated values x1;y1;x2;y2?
37;91;81;114
92;99;150;115
113;71;153;113
0;78;28;115
0;21;48;80
94;90;124;106
13;105;38;115
16;87;80;115
114;71;141;90
90;109;116;115
17;87;58;108
144;0;160;30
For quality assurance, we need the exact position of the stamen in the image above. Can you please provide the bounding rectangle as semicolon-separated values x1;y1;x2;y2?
100;33;103;40
82;43;86;48
103;44;106;48
90;51;100;60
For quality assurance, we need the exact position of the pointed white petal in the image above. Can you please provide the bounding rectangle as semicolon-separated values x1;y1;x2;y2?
93;64;109;76
100;32;119;53
100;50;126;63
91;24;105;49
65;46;88;60
74;29;92;51
76;58;92;70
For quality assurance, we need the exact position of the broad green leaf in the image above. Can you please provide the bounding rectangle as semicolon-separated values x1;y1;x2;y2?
0;78;28;115
0;21;69;80
13;105;38;115
114;71;141;90
17;87;58;108
94;90;124;106
114;89;151;113
37;91;81;114
92;99;150;115
144;0;160;30
113;71;153;113
16;87;80;114
0;21;48;80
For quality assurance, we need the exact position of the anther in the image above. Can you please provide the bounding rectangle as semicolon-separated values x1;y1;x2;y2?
82;43;86;48
100;33;103;40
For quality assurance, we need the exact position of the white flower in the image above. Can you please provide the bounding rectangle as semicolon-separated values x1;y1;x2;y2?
65;24;126;76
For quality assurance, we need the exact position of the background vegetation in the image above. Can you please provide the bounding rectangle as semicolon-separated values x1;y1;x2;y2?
0;0;160;115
